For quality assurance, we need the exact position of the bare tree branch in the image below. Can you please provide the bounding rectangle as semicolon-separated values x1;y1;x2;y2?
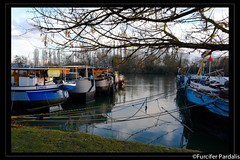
29;7;229;62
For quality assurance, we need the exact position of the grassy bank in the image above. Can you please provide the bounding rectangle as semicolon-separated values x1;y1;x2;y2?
11;125;200;153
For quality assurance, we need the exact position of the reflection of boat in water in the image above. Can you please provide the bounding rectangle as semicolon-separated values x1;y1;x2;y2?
186;77;229;140
61;66;96;102
15;93;115;133
118;74;125;88
176;93;229;152
11;68;69;112
186;85;229;141
175;74;187;94
181;124;229;152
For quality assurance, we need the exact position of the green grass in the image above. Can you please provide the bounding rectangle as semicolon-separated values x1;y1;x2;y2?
11;125;200;153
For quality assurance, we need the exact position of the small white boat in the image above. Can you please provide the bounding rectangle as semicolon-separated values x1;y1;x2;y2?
61;66;96;102
94;67;114;94
95;74;112;93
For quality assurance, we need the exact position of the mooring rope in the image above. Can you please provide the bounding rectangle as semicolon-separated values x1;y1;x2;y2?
12;92;218;125
12;83;225;128
12;87;177;119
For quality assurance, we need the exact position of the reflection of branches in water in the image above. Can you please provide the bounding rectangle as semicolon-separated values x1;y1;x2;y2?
107;92;175;122
106;98;146;122
131;99;171;124
13;88;176;123
14;99;203;127
93;124;151;142
120;98;146;121
93;123;183;145
125;121;170;141
180;126;189;148
147;126;182;145
113;88;176;108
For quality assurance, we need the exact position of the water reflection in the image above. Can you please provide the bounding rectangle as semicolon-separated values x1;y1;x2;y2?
60;74;184;148
14;74;229;152
176;93;229;152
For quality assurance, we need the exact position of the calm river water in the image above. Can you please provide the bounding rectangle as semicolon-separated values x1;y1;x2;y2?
17;74;229;152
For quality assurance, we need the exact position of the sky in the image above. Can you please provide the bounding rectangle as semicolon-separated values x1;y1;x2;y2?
11;7;229;63
11;8;44;62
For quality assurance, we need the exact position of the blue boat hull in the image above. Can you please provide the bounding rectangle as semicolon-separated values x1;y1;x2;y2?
11;86;69;112
186;87;229;141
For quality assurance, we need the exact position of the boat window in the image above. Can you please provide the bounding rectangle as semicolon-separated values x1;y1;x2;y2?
19;70;27;76
11;70;18;76
29;71;36;78
29;71;34;75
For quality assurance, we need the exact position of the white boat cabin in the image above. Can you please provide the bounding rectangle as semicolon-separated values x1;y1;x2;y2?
11;68;70;87
63;65;95;80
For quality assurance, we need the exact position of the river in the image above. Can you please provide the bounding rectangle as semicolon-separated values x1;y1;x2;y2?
15;74;229;152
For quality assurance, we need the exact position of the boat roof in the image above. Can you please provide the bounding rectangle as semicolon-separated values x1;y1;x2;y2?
11;67;70;70
61;65;95;69
94;67;112;69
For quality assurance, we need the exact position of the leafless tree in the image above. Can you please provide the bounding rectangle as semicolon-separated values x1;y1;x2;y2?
30;7;229;64
13;55;27;67
41;48;47;66
56;49;61;65
33;48;39;66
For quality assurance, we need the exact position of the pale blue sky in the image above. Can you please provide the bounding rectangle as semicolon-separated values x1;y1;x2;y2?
11;8;45;61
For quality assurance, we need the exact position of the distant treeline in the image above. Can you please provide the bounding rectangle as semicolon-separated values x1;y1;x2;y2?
113;51;188;75
114;55;229;76
12;48;229;76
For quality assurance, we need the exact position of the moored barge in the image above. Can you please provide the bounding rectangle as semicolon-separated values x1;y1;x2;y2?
11;68;69;112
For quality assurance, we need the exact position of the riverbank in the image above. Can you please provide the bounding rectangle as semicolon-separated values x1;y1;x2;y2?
11;125;200;153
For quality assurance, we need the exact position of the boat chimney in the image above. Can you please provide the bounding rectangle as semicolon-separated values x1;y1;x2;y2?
85;61;88;78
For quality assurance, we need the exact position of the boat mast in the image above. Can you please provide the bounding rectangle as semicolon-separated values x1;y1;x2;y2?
209;59;211;77
75;67;77;80
43;70;46;85
85;61;88;78
197;50;212;76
